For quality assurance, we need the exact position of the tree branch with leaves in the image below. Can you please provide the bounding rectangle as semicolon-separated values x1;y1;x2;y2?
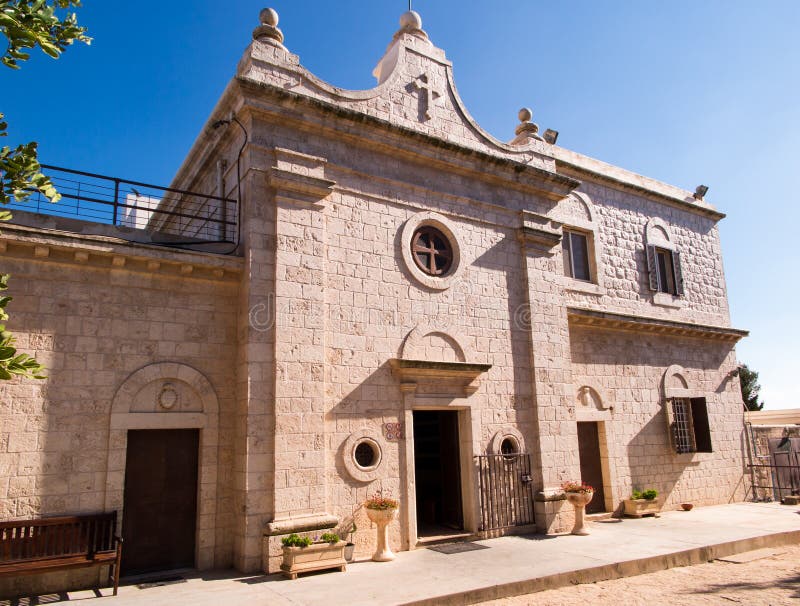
0;0;90;380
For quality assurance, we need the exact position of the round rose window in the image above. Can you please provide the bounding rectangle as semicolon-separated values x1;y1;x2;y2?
411;226;453;276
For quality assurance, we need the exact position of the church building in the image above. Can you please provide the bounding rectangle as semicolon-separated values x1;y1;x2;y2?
0;8;748;590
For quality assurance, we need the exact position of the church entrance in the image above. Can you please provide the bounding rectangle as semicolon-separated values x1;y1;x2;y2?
121;429;199;576
413;410;463;537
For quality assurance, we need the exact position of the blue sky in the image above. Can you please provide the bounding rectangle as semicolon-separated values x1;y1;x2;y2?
2;1;798;409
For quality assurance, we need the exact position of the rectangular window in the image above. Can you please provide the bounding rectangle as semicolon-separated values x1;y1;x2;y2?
646;245;684;296
669;397;712;454
562;230;591;282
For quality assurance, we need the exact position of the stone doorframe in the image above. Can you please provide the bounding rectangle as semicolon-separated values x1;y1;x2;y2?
399;395;479;550
575;384;617;512
105;362;220;569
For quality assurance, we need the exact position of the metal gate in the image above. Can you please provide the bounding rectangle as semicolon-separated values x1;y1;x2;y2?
475;453;535;531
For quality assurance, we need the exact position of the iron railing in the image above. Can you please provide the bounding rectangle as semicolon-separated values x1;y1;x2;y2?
475;453;536;532
7;164;237;244
746;452;800;502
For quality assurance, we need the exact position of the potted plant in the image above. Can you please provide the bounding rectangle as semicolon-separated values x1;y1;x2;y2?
280;532;347;580
623;488;661;518
561;480;594;535
340;521;357;562
364;489;399;562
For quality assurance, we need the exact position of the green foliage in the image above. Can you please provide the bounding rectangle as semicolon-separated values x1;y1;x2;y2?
0;1;91;69
0;1;89;207
320;532;339;544
738;364;764;411
0;273;45;380
631;489;658;500
0;1;87;380
0;116;60;206
281;533;312;548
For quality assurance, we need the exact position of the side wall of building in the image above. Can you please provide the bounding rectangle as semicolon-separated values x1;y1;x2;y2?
0;236;241;596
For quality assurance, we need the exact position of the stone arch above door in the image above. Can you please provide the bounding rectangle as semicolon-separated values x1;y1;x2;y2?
105;362;219;569
398;323;470;363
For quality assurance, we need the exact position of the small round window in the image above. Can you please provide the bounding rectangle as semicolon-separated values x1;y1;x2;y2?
500;437;519;460
411;226;453;276
353;439;380;470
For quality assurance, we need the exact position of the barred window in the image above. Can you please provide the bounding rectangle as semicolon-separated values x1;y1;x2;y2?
668;397;712;454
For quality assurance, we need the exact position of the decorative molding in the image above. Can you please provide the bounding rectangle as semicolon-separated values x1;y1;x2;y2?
399;212;463;291
389;358;491;397
263;514;339;536
270;147;335;207
341;427;388;483
519;211;562;253
0;224;241;282
567;307;748;342
488;427;526;455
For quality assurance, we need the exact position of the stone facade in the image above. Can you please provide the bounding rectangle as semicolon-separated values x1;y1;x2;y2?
0;8;748;594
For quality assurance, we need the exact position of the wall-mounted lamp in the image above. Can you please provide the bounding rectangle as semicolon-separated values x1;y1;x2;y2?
694;185;709;200
543;129;559;145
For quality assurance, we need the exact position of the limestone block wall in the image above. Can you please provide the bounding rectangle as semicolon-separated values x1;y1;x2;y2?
0;231;241;594
552;182;731;328
569;325;746;510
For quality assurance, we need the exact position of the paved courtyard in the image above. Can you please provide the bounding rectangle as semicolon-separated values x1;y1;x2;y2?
2;503;798;606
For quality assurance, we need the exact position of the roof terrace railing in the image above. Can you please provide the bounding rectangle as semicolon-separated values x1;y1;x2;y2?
7;164;237;246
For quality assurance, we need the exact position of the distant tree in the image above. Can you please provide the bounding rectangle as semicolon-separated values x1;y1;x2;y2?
738;364;764;411
0;1;89;380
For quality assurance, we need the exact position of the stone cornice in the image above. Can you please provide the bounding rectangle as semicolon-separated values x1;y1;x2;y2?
236;77;581;202
0;223;242;282
567;307;748;342
555;159;725;222
390;358;492;397
519;211;562;253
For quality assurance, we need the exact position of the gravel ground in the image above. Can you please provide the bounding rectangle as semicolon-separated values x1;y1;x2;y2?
482;544;800;606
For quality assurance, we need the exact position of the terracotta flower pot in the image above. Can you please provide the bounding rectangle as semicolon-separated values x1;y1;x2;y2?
681;503;694;511
565;491;594;535
365;507;398;561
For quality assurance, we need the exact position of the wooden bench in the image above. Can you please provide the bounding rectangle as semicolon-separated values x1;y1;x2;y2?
0;512;122;596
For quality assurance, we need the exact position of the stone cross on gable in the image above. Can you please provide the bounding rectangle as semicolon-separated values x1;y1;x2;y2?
410;73;442;122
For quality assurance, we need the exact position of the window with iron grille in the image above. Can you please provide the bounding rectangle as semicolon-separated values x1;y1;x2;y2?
668;397;712;454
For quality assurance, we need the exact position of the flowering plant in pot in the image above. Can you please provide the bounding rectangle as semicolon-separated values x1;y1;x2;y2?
279;532;347;580
624;488;661;518
364;490;399;562
561;480;594;535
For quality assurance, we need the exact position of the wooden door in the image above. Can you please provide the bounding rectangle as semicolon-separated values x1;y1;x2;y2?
122;429;199;576
577;422;606;514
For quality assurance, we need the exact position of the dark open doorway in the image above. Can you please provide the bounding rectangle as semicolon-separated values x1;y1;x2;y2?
121;429;199;576
577;421;607;514
413;410;463;537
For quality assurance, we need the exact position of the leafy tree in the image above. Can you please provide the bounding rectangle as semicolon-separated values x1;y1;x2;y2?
738;364;764;411
0;1;89;379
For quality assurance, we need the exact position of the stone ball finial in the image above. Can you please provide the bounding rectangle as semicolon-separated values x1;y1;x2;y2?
259;8;279;27
400;10;423;30
518;107;533;123
253;7;285;45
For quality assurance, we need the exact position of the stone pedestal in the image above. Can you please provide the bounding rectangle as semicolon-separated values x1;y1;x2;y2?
566;491;593;535
366;508;398;562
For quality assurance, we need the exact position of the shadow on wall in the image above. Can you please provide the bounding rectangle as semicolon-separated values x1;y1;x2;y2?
626;412;688;512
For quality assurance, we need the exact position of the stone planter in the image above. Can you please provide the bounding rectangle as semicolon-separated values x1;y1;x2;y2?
565;491;594;535
365;507;398;562
623;498;661;518
281;541;347;580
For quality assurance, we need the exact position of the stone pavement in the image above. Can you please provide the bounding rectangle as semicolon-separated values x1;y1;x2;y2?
7;503;800;606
